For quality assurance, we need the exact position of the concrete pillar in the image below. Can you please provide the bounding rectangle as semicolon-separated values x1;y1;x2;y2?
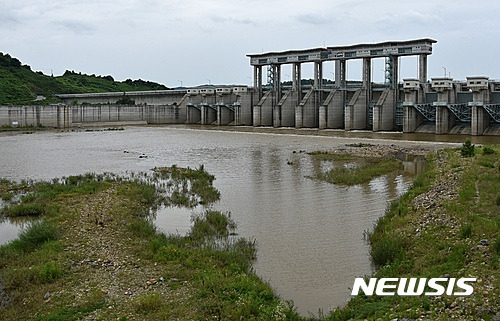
363;58;372;125
402;80;421;133
335;60;346;88
254;65;263;101
435;103;455;134
433;78;455;134
201;105;206;125
362;58;372;90
217;106;234;125
292;64;297;91
419;54;428;84
275;64;281;101
292;63;302;93
471;104;490;136
253;105;261;126
469;77;491;135
314;61;323;89
403;104;423;132
319;105;326;129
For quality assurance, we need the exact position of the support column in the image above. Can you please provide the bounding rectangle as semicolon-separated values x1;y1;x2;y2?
471;104;490;136
274;64;281;101
254;66;262;100
314;61;323;90
419;54;428;84
335;60;346;88
292;64;297;91
294;63;302;97
362;58;372;90
363;58;372;128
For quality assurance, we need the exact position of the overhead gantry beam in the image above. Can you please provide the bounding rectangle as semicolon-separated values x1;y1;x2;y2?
247;38;436;66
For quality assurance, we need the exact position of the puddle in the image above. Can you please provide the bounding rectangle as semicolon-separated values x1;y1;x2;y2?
152;205;204;236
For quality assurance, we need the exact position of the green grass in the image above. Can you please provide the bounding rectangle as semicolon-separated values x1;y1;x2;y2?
3;202;46;217
327;146;500;320
135;292;164;314
5;220;59;253
312;155;402;186
0;168;294;320
37;261;63;283
153;165;221;206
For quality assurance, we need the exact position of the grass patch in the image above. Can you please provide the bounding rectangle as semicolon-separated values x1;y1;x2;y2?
37;261;63;283
153;164;221;206
3;202;46;217
135;292;164;314
370;234;406;267
460;223;472;239
313;156;402;186
482;146;495;155
7;220;59;253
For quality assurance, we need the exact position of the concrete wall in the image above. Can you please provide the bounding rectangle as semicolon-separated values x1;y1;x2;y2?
59;91;186;106
403;105;424;133
345;89;368;130
320;90;344;129
275;91;298;127
186;106;201;124
217;106;234;125
296;90;320;128
0;104;184;128
254;91;273;126
201;106;217;125
71;104;182;124
373;89;395;131
234;92;253;125
435;104;455;134
0;105;69;128
471;105;491;136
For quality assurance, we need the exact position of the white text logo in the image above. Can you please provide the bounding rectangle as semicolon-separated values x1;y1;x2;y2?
351;278;476;296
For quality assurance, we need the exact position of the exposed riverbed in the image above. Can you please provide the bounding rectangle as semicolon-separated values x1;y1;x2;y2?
0;125;465;315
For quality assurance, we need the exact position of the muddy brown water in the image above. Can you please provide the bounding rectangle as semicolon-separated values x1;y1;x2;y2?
0;125;492;315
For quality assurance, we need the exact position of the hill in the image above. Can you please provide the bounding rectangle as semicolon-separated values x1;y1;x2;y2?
0;52;170;105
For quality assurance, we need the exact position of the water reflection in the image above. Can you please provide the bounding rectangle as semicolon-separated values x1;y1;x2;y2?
153;205;203;236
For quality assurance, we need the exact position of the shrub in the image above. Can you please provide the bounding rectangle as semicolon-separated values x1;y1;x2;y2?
38;261;63;283
116;97;135;105
370;235;405;267
4;203;45;217
190;211;236;243
135;292;163;314
460;139;475;157
482;146;495;155
460;224;472;239
12;221;58;252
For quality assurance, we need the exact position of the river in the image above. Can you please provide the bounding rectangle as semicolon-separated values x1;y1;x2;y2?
0;125;474;315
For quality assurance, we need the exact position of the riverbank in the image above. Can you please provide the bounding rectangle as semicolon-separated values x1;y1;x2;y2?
0;170;298;320
325;143;499;320
0;141;498;320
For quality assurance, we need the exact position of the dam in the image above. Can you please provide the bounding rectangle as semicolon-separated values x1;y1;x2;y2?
1;39;499;136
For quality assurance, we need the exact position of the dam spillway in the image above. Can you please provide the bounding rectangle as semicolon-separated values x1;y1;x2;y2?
2;39;499;136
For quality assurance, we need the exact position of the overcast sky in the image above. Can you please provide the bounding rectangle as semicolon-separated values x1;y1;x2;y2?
1;0;499;87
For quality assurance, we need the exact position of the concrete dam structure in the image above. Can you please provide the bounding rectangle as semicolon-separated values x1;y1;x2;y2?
248;38;500;136
1;39;499;136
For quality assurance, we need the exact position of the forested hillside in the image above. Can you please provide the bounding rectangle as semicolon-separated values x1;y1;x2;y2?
0;53;169;105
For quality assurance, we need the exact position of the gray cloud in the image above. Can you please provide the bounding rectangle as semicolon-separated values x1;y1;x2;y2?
294;14;331;25
209;15;257;26
52;20;96;35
